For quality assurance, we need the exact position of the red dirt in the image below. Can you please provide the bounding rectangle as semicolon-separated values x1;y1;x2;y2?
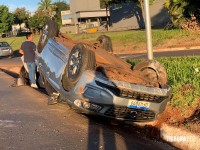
155;98;200;134
155;105;184;127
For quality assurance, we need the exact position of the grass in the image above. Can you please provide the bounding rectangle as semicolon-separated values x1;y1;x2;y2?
1;29;200;52
0;35;40;51
128;56;200;114
67;29;200;50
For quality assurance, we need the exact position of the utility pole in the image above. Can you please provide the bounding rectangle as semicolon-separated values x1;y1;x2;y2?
144;0;153;60
105;3;109;31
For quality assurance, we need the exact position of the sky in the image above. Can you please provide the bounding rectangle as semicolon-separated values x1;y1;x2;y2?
0;0;69;13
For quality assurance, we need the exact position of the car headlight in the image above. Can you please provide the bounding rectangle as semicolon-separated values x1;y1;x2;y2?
74;99;102;112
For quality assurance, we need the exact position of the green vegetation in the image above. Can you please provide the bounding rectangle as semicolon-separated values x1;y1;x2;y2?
13;8;29;32
2;28;200;52
0;35;40;51
0;0;70;34
129;56;200;113
0;5;14;33
165;0;200;28
53;1;70;27
68;29;200;52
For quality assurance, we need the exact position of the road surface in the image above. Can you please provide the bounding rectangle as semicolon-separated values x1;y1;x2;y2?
0;58;175;150
117;49;200;59
0;49;199;68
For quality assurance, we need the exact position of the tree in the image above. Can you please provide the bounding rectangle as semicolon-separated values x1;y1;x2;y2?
53;0;70;27
136;0;155;24
100;0;112;9
0;5;14;33
165;0;200;29
28;10;50;34
100;0;113;31
38;0;56;17
13;7;29;32
165;0;187;27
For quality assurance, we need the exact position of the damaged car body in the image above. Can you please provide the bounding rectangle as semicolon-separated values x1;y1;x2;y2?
20;20;171;122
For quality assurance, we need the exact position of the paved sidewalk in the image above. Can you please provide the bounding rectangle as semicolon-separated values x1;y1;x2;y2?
114;46;200;55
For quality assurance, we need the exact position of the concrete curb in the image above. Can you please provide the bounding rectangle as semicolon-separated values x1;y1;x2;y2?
160;124;200;150
133;120;200;150
114;46;200;55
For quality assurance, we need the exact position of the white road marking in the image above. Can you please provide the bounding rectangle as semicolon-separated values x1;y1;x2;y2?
0;120;21;128
119;54;145;59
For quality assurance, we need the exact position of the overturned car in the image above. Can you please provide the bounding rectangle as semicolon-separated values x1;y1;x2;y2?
20;20;171;122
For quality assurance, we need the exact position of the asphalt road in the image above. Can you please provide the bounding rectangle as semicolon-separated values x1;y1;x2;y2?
117;49;200;59
0;58;175;150
0;57;22;67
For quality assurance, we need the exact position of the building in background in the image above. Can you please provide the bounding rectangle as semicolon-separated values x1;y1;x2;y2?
61;0;170;33
61;10;72;25
12;23;29;36
61;0;109;33
109;0;170;31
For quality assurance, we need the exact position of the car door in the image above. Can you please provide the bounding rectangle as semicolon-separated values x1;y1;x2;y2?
37;38;70;90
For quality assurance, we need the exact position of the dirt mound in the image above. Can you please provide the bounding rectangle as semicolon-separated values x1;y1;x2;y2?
155;97;200;134
155;105;184;127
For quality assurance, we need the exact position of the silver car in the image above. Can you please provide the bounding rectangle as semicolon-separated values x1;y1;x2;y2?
0;42;13;57
20;21;171;122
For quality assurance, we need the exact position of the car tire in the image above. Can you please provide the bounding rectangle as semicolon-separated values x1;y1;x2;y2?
96;35;113;53
37;20;59;53
62;43;96;91
19;66;42;87
133;60;167;85
19;66;29;85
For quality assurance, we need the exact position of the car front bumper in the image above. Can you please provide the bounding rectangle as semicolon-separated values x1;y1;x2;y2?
61;70;171;122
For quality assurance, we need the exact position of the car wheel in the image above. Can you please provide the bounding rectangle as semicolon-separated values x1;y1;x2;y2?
19;66;29;85
37;20;59;53
96;35;113;53
133;60;167;85
62;43;96;91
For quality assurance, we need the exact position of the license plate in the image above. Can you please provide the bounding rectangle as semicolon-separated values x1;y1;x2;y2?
128;100;150;110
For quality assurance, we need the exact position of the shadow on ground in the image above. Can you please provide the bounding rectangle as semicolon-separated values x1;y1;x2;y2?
85;115;177;150
0;68;19;78
0;68;177;150
12;50;22;58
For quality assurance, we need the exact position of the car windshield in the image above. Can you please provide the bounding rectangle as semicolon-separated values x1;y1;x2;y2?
0;42;10;47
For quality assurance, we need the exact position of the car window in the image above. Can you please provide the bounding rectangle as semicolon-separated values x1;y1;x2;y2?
0;42;10;47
